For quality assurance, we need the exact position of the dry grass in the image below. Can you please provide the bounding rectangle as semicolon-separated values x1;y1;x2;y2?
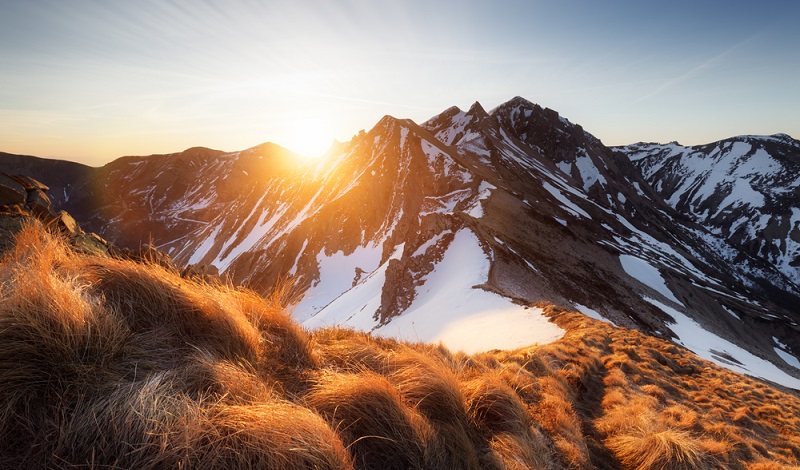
1;222;800;469
606;427;707;470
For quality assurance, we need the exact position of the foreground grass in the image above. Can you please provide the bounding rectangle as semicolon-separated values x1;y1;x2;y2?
1;223;798;469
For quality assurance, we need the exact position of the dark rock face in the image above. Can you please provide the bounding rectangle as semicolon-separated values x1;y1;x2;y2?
0;174;27;206
0;152;92;208
26;189;53;217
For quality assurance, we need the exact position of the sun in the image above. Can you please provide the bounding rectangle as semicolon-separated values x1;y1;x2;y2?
282;117;335;159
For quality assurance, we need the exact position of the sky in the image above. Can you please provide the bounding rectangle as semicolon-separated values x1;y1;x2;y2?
1;0;799;166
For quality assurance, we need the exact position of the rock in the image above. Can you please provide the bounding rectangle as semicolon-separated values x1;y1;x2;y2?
140;243;174;269
26;189;53;217
353;267;367;286
72;232;109;257
0;174;27;206
181;263;223;283
0;172;115;259
10;175;49;192
112;243;176;270
56;211;79;236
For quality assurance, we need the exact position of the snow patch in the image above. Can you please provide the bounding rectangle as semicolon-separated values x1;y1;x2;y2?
421;189;472;216
775;348;800;369
574;151;606;191
413;230;451;257
187;225;222;266
643;296;800;390
465;181;496;218
293;242;384;322
287;239;308;276
722;305;741;321
541;181;591;219
304;230;564;354
619;255;683;305
373;230;564;354
301;244;404;330
434;110;471;146
574;303;616;326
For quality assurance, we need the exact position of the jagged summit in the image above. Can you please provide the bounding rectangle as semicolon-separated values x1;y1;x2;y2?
487;95;537;114
466;100;488;116
371;114;418;133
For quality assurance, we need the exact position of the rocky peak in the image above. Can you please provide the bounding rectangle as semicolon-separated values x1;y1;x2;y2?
490;97;592;149
466;101;489;118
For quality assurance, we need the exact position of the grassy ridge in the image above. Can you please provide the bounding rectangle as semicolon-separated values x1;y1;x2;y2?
0;223;798;469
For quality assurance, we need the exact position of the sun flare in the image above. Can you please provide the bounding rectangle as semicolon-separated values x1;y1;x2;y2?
282;117;335;159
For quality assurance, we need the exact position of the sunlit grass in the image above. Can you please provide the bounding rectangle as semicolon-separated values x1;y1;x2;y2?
1;222;799;468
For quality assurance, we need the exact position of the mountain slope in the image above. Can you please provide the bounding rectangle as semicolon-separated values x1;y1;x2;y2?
3;97;800;391
616;134;800;285
2;224;799;468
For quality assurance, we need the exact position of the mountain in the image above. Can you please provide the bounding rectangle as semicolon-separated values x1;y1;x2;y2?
2;97;799;392
616;135;800;285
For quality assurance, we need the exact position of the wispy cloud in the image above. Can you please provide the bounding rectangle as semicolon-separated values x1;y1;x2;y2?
631;36;758;105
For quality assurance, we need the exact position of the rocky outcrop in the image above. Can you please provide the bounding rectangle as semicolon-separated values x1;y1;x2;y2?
0;172;110;256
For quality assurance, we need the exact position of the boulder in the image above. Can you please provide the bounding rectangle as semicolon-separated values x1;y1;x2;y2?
10;175;49;192
26;189;53;217
72;232;109;257
0;174;27;206
0;214;26;251
56;211;79;237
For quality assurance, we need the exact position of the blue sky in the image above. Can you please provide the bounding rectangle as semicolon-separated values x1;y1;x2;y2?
1;0;798;165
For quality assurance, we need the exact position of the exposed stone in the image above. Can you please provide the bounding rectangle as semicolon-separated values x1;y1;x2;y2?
0;172;119;260
72;232;109;257
353;267;367;286
0;174;27;206
0;214;26;251
10;174;49;192
56;211;79;237
26;189;53;217
181;263;225;284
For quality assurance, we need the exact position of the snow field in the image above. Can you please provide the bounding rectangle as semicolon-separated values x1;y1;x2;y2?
302;229;564;354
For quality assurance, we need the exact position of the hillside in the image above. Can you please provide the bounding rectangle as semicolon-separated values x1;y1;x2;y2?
1;223;798;469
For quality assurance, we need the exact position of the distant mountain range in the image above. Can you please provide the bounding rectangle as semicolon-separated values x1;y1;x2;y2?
2;96;799;390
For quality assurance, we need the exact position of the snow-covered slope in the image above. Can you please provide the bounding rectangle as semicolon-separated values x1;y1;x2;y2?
617;134;800;286
11;97;800;388
304;229;565;354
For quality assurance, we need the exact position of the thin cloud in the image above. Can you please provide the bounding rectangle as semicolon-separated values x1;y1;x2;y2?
632;36;758;105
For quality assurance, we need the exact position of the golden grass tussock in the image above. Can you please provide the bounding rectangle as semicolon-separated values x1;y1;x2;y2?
203;400;353;469
462;373;531;437
2;223;800;468
311;327;389;373
606;427;708;470
487;431;555;470
305;370;431;470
